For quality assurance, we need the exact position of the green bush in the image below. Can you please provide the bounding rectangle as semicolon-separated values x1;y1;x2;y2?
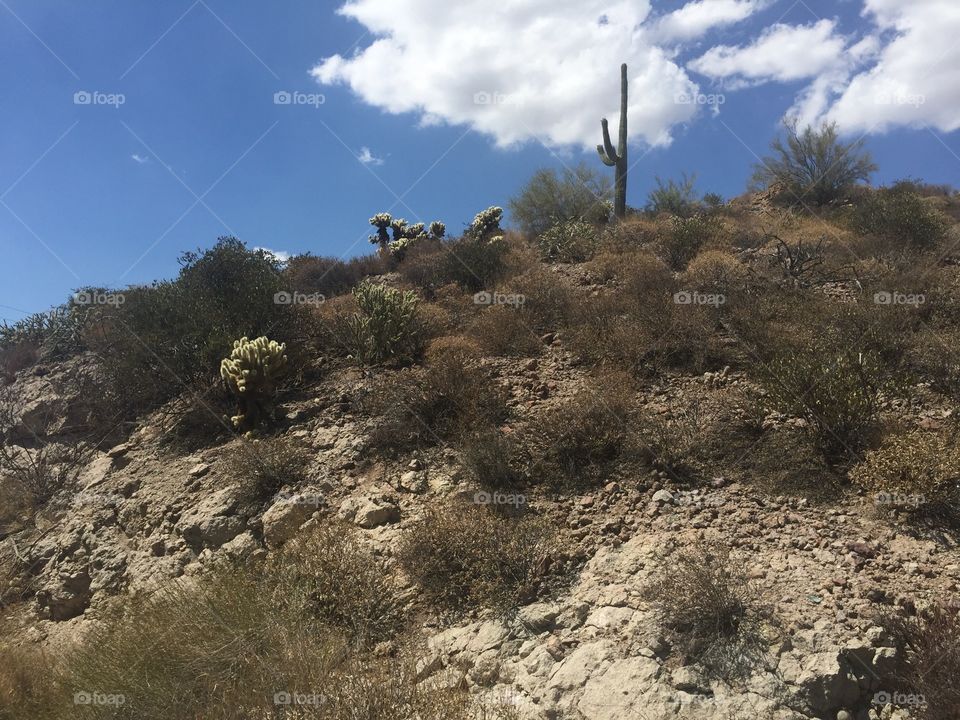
646;173;702;218
398;234;510;294
851;187;949;251
659;214;724;270
89;239;299;417
752;121;877;206
508;163;612;236
283;252;386;298
345;281;423;364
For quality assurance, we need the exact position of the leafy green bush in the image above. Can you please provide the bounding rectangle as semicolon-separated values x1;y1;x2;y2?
398;505;556;615
399;234;510;294
508;163;612;236
89;238;299;417
345;281;423;364
646;173;702;218
851;187;948;251
752;121;877;206
536;219;600;263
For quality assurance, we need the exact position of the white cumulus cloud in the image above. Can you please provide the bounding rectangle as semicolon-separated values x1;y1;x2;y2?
653;0;773;43
357;146;385;165
824;0;960;134
312;0;707;150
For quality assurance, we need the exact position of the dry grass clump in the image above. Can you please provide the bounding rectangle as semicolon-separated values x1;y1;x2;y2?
647;540;766;678
682;249;750;296
364;343;507;451
398;504;557;615
461;427;520;491
880;603;960;720
521;379;639;490
0;533;512;720
222;435;312;503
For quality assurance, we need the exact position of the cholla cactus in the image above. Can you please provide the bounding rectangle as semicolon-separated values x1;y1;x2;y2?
469;206;504;243
369;213;393;247
347;281;421;364
220;336;288;430
429;221;446;239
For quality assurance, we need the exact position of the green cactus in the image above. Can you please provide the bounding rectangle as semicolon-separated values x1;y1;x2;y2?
347;280;421;364
469;206;504;243
220;336;288;430
369;213;393;247
429;221;446;239
368;212;445;258
597;63;629;219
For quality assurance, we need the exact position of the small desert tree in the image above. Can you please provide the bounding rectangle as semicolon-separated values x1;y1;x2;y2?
509;163;612;236
752;120;877;206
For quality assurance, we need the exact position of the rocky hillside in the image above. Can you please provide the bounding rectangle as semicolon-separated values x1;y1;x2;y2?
2;189;960;720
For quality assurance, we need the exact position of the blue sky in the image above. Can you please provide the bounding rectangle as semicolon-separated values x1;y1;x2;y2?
3;0;959;319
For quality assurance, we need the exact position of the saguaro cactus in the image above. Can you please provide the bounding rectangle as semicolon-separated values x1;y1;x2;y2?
597;63;629;219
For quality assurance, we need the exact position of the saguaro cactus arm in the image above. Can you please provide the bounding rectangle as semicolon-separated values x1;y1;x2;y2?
597;119;619;166
597;63;629;218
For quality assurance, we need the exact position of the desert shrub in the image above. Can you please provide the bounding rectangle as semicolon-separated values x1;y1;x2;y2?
851;187;949;252
600;216;660;249
880;604;960;720
88;239;301;417
851;427;960;521
638;400;710;482
909;324;960;399
536;219;601;263
769;235;826;284
508;163;612;236
222;436;311;502
658;214;725;270
398;505;556;615
0;303;93;363
682;250;749;296
468;304;543;357
522;381;638;490
646;173;702;218
271;523;404;645
364;346;507;451
344;281;423;365
461;428;519;490
647;541;765;677
0;645;62;719
757;344;889;460
751;120;877;206
0;342;38;383
283;252;386;299
220;336;288;431
737;428;841;500
399;235;509;294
